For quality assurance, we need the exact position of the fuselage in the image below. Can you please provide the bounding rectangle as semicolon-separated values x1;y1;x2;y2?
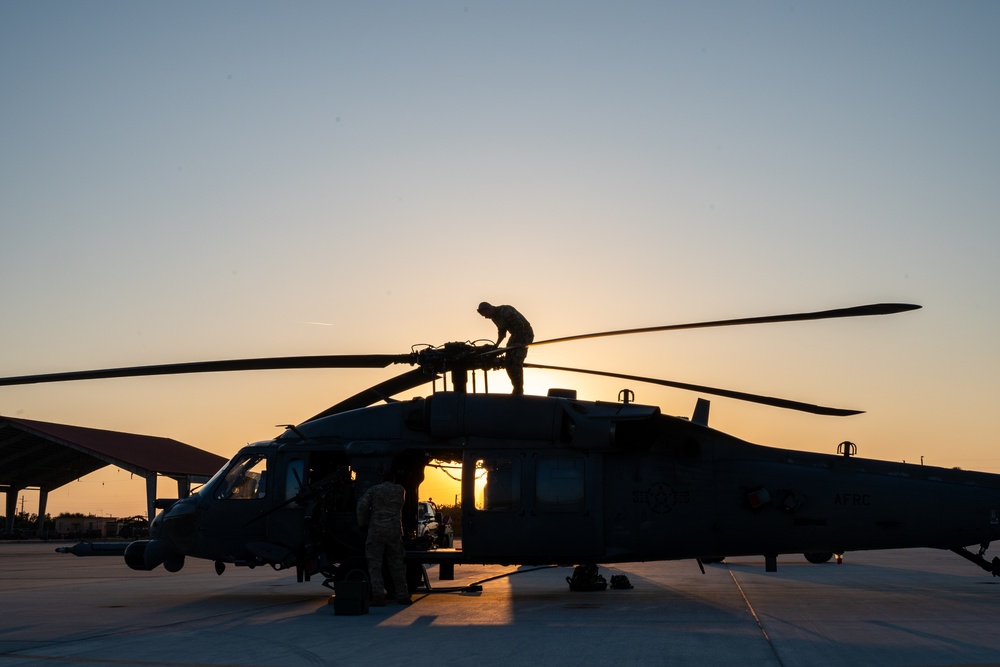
137;391;1000;576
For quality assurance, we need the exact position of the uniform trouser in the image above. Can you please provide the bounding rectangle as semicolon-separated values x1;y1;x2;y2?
365;526;407;599
505;335;533;393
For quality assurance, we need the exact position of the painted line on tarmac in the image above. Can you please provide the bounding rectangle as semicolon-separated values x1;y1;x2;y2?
728;568;786;667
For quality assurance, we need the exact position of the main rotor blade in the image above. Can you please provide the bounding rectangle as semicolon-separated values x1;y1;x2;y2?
530;303;921;347
0;354;415;387
524;363;863;416
304;367;437;421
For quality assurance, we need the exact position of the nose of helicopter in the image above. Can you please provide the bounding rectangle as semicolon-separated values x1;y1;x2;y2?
124;499;196;572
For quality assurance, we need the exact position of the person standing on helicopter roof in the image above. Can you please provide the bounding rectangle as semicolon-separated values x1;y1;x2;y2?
477;301;534;394
356;473;411;606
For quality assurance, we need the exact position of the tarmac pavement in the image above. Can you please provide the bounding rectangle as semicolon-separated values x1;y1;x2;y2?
3;541;1000;666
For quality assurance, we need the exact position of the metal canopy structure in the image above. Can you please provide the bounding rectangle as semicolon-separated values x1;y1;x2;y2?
0;415;227;533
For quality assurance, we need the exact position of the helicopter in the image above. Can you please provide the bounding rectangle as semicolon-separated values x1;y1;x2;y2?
4;301;1000;596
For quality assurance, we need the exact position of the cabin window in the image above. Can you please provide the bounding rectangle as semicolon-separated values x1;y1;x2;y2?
474;458;520;511
536;456;585;512
286;459;305;501
215;453;268;500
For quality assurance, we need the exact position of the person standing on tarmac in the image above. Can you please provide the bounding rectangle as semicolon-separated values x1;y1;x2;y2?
477;301;534;394
356;473;411;606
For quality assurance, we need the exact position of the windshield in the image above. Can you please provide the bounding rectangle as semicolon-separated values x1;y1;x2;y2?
195;461;232;498
215;452;268;500
195;449;270;500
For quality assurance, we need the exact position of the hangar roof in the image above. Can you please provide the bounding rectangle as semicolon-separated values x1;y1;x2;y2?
0;415;228;493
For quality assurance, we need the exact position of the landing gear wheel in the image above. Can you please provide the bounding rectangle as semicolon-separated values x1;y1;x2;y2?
804;552;833;564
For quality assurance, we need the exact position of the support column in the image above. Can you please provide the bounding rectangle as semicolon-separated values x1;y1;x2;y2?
145;473;157;523
5;487;22;534
37;489;49;537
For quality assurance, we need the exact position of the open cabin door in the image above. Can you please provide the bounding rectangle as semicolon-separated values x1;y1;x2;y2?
461;448;604;563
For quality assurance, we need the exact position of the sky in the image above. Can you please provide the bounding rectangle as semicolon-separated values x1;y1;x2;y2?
2;1;999;519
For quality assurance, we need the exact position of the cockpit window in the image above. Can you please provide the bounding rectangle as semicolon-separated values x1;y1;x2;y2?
215;452;268;500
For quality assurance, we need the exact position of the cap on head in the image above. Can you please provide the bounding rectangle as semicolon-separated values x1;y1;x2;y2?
477;301;493;314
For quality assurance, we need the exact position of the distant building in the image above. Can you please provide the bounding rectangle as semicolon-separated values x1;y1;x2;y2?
1;415;227;535
55;515;119;538
52;514;148;539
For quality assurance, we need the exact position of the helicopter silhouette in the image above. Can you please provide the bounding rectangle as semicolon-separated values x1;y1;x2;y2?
5;301;1000;595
